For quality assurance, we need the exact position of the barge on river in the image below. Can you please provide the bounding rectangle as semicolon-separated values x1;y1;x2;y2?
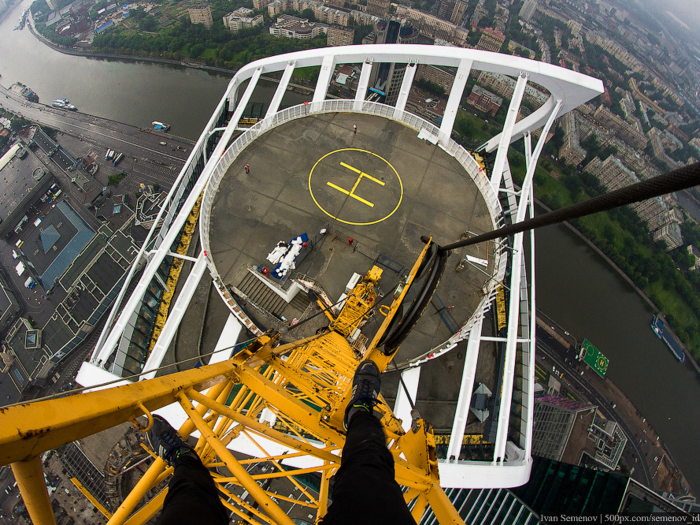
651;316;685;362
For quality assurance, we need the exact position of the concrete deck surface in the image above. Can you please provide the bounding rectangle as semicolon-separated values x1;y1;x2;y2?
206;112;500;431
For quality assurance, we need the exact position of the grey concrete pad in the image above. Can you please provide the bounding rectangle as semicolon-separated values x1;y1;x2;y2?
206;112;501;432
213;187;276;222
418;164;477;223
216;111;498;306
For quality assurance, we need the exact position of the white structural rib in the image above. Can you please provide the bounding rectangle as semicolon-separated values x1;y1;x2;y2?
354;61;373;110
89;45;603;490
232;67;264;126
439;59;473;144
140;253;208;380
266;61;296;118
447;317;483;462
493;100;561;463
393;63;417;117
525;183;537;462
92;71;253;367
490;74;527;193
393;367;421;432
312;55;335;105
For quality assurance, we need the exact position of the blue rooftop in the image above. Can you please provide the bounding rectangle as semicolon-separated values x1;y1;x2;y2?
95;20;114;33
40;202;95;288
40;225;61;253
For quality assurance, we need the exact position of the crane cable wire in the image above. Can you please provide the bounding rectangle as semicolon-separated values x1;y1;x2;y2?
437;163;700;252
19;165;699;406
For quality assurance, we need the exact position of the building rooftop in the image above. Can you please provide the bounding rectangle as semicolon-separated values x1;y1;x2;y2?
207;111;498;431
22;201;95;289
0;143;50;224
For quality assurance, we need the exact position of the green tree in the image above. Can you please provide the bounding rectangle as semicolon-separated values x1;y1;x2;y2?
352;24;373;44
415;78;445;97
139;15;157;31
190;43;205;57
10;116;29;132
301;8;316;21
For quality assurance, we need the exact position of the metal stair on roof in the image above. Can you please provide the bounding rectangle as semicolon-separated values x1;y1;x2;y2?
288;289;311;312
236;272;288;317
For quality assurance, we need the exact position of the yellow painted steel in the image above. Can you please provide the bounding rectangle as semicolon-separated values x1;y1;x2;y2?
149;191;203;351
12;456;56;525
123;491;167;525
317;462;331;522
1;238;466;525
177;392;296;525
410;493;429;522
433;433;489;446
70;477;113;518
330;266;382;338
495;283;507;332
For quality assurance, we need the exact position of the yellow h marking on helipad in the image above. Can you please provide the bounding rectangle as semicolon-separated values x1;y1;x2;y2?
327;162;385;208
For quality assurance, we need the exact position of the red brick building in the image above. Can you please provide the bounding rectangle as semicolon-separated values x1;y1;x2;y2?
466;84;503;116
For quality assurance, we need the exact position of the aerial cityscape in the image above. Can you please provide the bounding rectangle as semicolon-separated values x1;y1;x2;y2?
0;0;699;521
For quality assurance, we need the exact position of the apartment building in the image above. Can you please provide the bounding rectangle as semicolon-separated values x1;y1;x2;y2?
223;8;263;31
416;64;456;95
466;85;503;116
269;14;328;38
395;5;469;44
327;24;354;46
476;27;506;52
519;0;538;21
593;105;648;150
189;5;213;29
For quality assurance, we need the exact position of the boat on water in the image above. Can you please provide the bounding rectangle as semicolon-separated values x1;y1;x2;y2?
14;8;28;30
11;82;38;103
51;98;77;110
651;316;685;362
152;121;170;132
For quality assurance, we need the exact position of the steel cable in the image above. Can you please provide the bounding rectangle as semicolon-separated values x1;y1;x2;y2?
437;163;700;252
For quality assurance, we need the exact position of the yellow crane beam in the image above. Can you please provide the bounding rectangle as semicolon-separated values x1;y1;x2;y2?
0;239;465;525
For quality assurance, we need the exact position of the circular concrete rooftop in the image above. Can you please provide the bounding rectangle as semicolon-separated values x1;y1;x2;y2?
207;112;498;366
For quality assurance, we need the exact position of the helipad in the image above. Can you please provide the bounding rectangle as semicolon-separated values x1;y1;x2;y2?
85;45;605;489
205;112;501;429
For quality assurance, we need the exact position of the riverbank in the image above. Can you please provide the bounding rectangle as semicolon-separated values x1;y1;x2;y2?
26;19;320;103
601;376;690;495
532;195;700;377
10;14;700;496
537;320;692;497
27;17;235;76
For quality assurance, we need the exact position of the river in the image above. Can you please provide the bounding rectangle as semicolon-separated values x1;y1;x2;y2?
536;223;700;495
1;0;234;139
3;0;700;496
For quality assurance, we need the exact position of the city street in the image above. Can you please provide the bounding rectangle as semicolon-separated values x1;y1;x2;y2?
0;87;197;409
536;324;655;488
1;84;193;169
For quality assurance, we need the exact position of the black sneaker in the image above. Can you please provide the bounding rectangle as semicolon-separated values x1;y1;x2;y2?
148;415;195;465
344;360;381;429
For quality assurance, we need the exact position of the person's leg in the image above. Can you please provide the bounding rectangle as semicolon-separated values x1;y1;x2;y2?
321;411;416;525
321;360;416;525
156;453;229;525
149;415;228;525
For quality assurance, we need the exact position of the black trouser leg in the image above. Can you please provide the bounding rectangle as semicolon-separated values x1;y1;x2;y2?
321;411;416;525
157;453;229;525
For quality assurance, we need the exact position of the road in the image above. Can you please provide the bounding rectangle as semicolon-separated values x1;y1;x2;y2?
0;85;197;408
0;84;193;168
535;327;655;488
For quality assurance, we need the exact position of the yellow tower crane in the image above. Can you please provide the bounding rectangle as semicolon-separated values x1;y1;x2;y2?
0;238;462;525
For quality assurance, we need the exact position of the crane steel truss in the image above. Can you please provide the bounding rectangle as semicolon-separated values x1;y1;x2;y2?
0;45;605;524
0;242;465;525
